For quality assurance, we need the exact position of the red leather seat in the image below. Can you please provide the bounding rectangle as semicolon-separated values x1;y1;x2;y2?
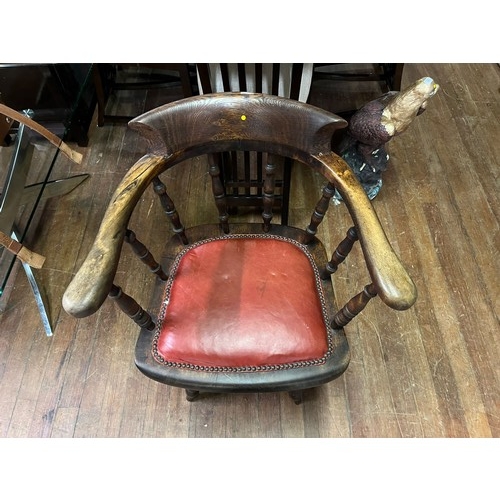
154;235;330;369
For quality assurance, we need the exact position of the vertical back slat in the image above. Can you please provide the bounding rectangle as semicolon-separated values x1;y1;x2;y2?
244;151;251;196
271;63;280;96
208;153;230;233
196;63;213;93
281;157;292;226
237;63;247;91
230;151;238;196
256;151;263;197
289;63;304;100
255;64;263;93
262;153;275;232
220;63;231;91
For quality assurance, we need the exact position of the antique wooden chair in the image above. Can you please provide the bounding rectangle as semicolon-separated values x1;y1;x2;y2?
62;93;417;404
196;64;313;225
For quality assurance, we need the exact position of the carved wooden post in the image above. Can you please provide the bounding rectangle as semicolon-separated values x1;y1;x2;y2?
243;150;251;197
108;284;155;330
321;227;359;279
332;283;377;329
125;229;168;280
256;151;264;198
152;176;188;244
208;154;230;233
262;154;276;232
305;182;335;243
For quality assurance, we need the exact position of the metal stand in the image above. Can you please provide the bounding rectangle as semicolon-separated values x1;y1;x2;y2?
9;231;53;336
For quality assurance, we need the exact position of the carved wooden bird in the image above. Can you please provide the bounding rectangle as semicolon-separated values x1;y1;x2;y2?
337;76;439;199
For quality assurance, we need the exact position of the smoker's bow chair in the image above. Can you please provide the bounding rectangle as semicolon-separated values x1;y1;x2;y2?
62;93;417;404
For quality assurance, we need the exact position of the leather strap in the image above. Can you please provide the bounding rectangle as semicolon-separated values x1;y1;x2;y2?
0;230;46;268
0;103;83;164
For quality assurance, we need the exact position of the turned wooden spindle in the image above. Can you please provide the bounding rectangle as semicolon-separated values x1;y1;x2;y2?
152;176;188;244
125;229;168;280
305;182;336;243
321;226;359;279
256;151;264;197
243;150;251;197
332;283;378;329
108;284;155;330
208;155;230;233
262;154;276;232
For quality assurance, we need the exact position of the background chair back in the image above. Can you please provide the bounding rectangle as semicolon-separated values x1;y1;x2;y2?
194;63;314;224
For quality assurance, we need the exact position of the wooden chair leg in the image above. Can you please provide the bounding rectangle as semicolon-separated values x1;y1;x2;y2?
185;389;200;402
288;390;304;405
92;64;106;127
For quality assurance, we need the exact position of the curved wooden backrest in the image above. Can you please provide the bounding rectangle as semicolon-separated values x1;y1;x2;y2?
63;93;417;319
128;92;346;161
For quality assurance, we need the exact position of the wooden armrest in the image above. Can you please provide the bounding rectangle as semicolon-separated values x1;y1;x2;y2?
319;152;417;310
62;154;168;318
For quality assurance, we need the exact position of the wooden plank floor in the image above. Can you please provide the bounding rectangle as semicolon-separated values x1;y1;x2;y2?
0;63;498;437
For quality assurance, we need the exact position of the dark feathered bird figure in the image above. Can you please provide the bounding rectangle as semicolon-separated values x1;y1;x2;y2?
336;76;439;200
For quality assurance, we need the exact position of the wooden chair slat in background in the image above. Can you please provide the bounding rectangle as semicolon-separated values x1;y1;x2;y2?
196;63;314;225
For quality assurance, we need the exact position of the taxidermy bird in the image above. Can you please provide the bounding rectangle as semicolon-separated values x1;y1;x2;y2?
336;76;440;200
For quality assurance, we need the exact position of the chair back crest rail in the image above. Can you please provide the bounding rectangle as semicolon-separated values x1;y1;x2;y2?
133;74;312;225
126;92;343;160
63;93;416;337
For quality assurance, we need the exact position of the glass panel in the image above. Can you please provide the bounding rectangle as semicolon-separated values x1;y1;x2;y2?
0;119;62;295
0;63;93;308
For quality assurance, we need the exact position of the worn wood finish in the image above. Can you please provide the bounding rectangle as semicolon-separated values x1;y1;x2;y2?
61;154;168;318
0;63;498;437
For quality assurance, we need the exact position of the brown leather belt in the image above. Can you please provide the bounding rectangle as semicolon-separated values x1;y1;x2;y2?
0;103;83;164
0;230;45;268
